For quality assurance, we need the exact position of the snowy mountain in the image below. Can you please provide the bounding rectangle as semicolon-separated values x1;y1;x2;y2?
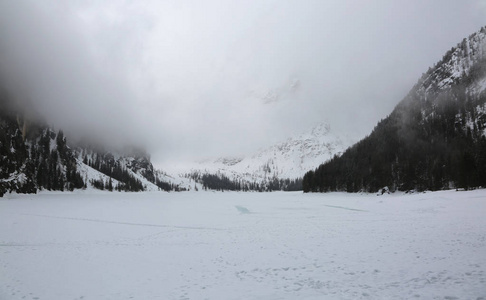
74;146;194;192
182;123;353;191
0;89;188;195
304;26;486;193
418;29;486;94
4;25;485;195
0;100;84;195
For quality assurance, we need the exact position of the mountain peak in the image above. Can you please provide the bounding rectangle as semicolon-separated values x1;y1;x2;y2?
187;122;353;184
309;122;331;137
417;26;486;95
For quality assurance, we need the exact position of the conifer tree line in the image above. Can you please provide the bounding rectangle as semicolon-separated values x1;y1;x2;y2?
80;150;184;192
0;88;183;194
31;129;85;192
303;31;486;193
0;89;86;195
189;172;302;192
1;85;180;195
153;177;186;192
82;152;144;192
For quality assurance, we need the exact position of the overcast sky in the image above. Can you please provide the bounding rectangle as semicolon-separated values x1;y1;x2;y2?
1;0;485;168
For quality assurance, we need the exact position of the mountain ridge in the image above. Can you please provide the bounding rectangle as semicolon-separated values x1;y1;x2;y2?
0;94;187;195
179;122;352;191
3;27;486;195
303;26;486;193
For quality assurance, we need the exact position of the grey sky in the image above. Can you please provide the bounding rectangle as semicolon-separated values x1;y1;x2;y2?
1;0;485;168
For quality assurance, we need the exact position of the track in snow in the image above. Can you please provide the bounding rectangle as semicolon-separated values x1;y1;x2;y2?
1;190;485;300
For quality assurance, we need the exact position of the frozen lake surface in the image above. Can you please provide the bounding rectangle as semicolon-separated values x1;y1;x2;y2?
1;190;485;299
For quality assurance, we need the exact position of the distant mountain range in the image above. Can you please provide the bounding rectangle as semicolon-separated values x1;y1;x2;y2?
2;26;486;195
180;123;352;191
304;26;486;193
0;83;349;194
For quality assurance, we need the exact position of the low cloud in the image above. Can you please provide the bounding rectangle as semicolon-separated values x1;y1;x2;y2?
1;0;484;167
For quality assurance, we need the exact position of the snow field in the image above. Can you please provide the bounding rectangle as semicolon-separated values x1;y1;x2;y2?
1;190;485;299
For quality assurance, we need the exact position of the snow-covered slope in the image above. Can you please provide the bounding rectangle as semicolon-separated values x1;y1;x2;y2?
73;148;162;192
416;27;486;137
75;156;160;192
418;27;486;95
70;123;351;192
74;148;198;192
187;123;353;183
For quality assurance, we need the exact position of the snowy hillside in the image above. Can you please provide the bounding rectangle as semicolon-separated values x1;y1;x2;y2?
416;27;486;139
74;156;160;192
71;122;352;192
418;28;486;94
73;147;194;192
0;87;195;195
186;123;352;184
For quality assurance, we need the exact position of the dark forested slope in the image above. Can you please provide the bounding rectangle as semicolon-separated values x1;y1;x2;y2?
0;89;85;195
304;27;486;193
0;86;173;195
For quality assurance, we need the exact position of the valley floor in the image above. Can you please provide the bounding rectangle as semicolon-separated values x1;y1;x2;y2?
1;190;485;299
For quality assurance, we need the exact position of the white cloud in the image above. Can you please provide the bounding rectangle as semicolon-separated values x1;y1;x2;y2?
1;0;484;167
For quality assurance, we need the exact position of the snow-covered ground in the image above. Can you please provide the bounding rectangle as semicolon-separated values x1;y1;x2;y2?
1;190;485;300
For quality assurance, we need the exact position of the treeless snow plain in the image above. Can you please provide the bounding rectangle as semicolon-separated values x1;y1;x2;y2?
1;190;485;300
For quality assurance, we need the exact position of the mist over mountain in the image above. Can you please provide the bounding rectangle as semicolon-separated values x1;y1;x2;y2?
1;2;486;195
3;26;486;195
0;88;189;195
172;123;353;191
304;26;486;193
2;1;485;165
